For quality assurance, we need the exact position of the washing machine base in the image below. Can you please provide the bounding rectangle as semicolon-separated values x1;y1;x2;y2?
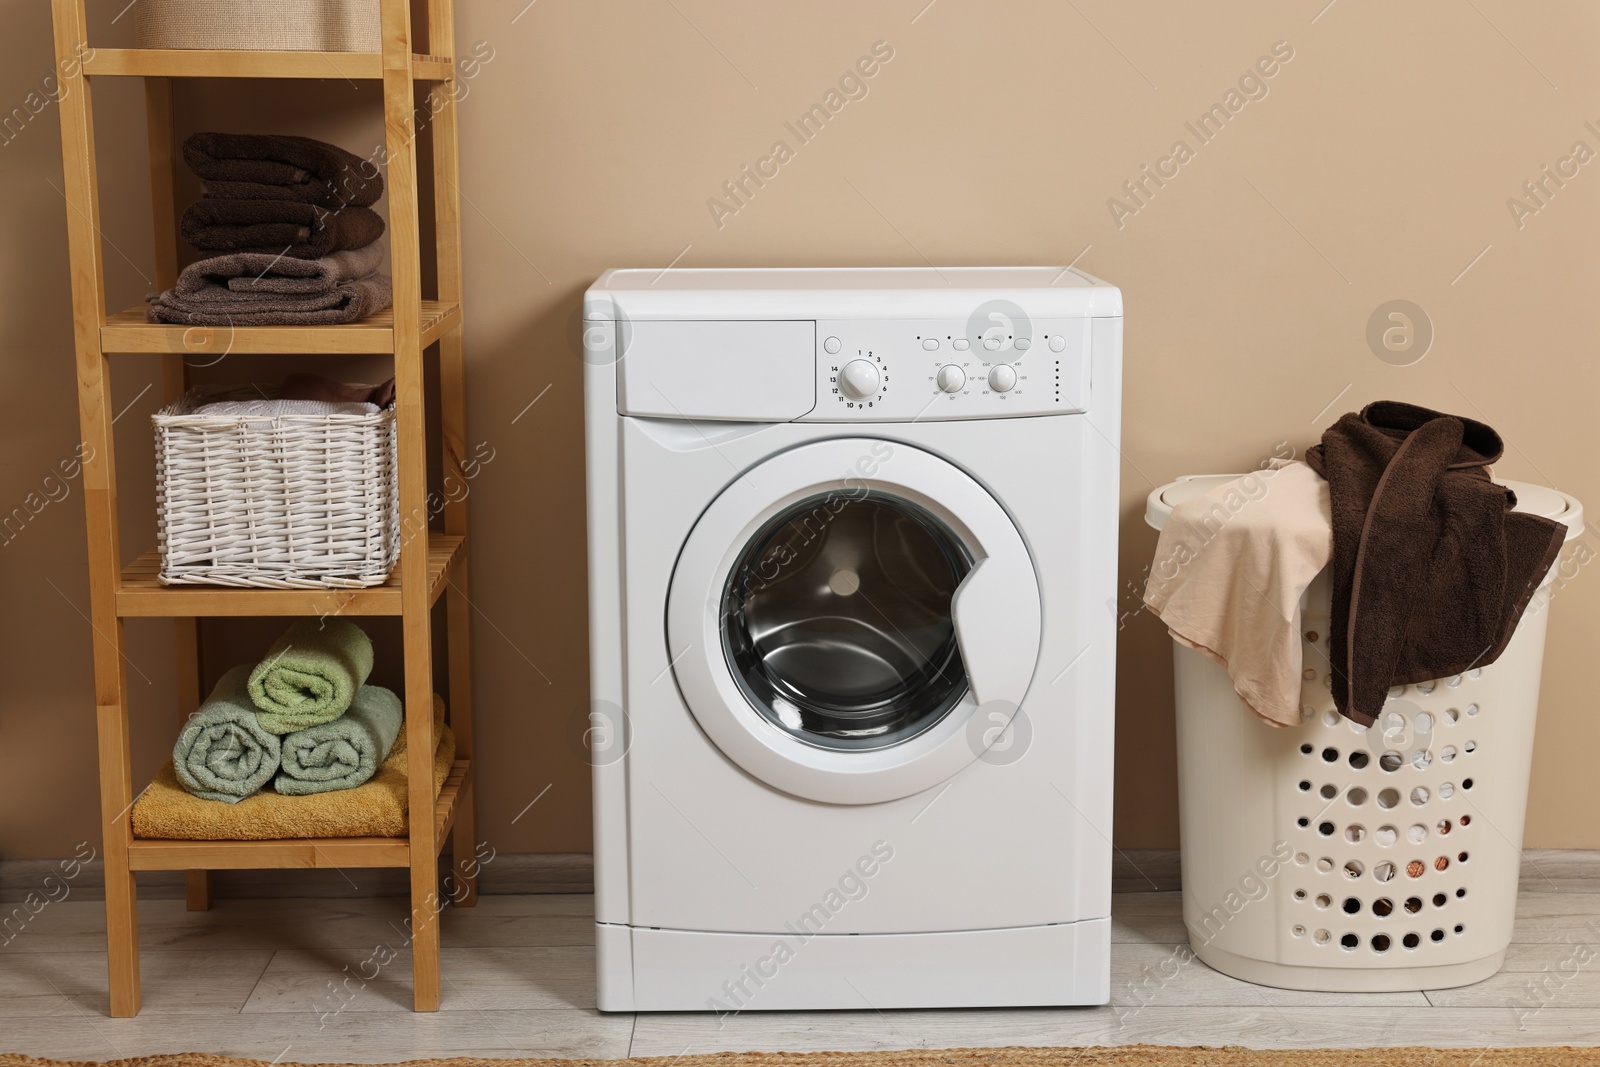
1193;940;1506;992
595;918;1111;1012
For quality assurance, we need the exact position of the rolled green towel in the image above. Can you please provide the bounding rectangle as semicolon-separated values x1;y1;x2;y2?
174;666;282;803
273;684;403;795
248;618;374;734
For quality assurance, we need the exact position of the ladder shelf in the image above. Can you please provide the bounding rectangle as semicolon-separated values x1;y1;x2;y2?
49;0;476;1016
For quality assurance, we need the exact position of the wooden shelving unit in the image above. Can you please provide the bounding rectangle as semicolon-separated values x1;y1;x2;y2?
101;300;462;355
82;48;457;81
50;0;476;1016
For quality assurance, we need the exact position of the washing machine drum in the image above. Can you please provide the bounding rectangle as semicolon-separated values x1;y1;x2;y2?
667;439;1043;805
723;491;970;751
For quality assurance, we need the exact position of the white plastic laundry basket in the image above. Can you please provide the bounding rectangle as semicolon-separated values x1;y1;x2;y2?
1146;473;1584;992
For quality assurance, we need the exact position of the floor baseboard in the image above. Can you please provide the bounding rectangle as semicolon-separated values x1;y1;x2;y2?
3;848;1595;902
0;852;593;902
1113;849;1182;892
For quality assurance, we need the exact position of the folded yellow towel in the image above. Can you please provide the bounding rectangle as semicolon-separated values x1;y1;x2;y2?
133;695;452;841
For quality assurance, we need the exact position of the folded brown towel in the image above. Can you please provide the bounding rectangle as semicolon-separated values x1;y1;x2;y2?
184;132;383;208
180;200;386;259
1306;401;1565;725
147;273;392;326
171;244;386;299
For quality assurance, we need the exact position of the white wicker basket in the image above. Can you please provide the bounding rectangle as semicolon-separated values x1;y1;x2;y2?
154;387;399;589
134;0;381;53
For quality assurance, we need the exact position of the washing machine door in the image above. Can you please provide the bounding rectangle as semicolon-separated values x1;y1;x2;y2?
667;438;1042;805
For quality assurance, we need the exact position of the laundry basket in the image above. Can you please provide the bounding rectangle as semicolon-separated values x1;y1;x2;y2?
1146;473;1584;991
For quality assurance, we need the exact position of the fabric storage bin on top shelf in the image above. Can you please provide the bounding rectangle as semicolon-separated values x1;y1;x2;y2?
135;0;380;52
1145;473;1584;993
154;386;398;589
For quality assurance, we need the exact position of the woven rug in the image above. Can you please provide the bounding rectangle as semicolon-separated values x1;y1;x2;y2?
4;1048;1598;1067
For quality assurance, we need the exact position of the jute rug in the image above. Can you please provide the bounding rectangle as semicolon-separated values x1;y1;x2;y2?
3;1048;1598;1066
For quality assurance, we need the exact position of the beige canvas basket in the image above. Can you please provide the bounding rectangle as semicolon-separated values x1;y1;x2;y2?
154;386;399;589
134;0;381;52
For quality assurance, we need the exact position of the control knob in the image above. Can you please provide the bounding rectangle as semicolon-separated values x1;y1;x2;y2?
838;359;881;400
987;364;1018;393
936;365;966;393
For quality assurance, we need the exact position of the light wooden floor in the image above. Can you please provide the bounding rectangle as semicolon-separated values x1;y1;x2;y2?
4;890;1599;1062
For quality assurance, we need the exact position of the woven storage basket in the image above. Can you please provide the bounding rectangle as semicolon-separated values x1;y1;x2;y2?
134;0;380;52
154;387;399;589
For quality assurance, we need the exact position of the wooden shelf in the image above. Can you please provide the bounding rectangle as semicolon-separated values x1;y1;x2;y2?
84;49;455;81
434;758;469;843
127;758;472;870
52;0;475;1016
103;301;460;355
116;534;465;617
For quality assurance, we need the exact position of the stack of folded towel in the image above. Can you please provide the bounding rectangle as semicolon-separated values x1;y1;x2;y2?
135;695;450;841
148;133;392;327
172;618;407;803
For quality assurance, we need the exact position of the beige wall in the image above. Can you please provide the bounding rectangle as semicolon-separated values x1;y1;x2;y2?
3;0;1597;860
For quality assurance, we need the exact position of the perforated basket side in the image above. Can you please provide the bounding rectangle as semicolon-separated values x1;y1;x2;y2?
1174;568;1549;991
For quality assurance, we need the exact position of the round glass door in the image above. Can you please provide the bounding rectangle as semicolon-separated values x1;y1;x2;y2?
722;492;970;751
666;438;1041;805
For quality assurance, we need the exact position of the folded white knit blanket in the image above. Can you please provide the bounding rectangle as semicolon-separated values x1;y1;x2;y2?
196;399;378;418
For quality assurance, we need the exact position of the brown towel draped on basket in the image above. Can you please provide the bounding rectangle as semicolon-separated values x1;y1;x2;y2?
184;131;384;208
1306;401;1565;725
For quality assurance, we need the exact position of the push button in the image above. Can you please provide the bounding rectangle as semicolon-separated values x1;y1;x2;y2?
824;336;842;355
922;338;940;351
1015;337;1032;351
952;338;970;352
1048;334;1067;353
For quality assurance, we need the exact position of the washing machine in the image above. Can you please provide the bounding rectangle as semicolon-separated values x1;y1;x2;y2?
583;267;1123;1011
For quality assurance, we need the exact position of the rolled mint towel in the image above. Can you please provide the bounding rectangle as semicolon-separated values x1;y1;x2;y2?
248;619;375;734
274;684;402;795
180;200;386;259
184;132;384;207
173;666;282;803
167;244;385;298
146;273;392;327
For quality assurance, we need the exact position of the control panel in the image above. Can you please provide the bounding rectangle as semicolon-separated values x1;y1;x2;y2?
801;319;1092;422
